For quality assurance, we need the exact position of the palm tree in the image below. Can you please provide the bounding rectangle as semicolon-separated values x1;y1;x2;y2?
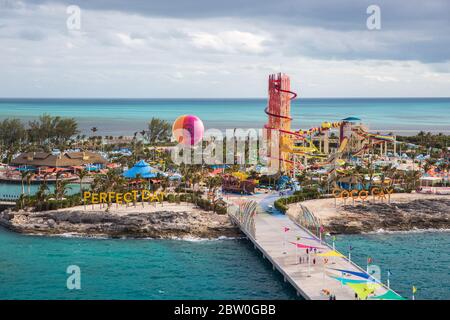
35;183;49;208
75;169;89;208
75;169;89;196
26;171;35;195
20;170;29;197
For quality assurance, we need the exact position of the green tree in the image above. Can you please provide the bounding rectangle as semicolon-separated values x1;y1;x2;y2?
146;118;171;145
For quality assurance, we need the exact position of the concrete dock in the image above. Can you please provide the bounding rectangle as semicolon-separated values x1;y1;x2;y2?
228;195;397;300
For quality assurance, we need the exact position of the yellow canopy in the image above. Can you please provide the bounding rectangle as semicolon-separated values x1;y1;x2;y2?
317;250;345;258
347;283;380;300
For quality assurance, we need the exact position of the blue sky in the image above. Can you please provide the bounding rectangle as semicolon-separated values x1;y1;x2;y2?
0;0;449;98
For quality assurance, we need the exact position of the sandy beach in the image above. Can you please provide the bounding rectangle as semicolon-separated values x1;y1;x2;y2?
289;193;450;234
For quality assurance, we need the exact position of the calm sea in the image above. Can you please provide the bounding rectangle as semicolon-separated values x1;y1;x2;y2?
0;98;449;136
0;228;448;300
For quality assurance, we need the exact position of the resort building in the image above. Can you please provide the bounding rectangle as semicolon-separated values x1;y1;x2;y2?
11;151;108;170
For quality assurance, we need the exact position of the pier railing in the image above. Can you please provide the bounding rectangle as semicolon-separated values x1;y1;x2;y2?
289;203;322;238
227;200;257;239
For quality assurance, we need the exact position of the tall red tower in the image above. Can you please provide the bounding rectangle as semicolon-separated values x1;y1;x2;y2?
264;73;297;173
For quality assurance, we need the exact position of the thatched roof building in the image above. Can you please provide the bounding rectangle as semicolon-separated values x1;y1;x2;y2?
11;151;108;168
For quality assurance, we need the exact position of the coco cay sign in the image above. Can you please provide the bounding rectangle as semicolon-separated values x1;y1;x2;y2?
83;190;164;204
333;187;394;202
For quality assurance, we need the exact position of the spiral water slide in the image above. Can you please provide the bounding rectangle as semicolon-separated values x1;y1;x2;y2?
351;127;395;156
264;79;324;157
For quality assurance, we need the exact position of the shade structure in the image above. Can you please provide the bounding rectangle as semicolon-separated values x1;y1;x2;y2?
347;283;380;300
329;275;374;285
317;250;345;258
328;268;370;279
369;290;406;300
289;241;325;250
123;160;160;179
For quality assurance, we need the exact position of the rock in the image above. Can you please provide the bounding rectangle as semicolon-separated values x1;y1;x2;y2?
325;199;450;234
0;207;241;239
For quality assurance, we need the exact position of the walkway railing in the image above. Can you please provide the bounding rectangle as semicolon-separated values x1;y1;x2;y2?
227;200;257;239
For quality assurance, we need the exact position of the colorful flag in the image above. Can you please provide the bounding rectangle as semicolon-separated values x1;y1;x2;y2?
367;257;372;264
320;226;324;233
332;236;336;242
412;286;417;294
284;227;290;232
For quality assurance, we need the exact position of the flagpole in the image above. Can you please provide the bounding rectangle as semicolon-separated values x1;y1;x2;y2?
387;270;390;289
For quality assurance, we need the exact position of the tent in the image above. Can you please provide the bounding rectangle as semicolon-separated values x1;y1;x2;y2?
123;160;161;179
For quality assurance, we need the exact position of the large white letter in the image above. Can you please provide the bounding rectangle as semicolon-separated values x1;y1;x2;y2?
366;5;381;30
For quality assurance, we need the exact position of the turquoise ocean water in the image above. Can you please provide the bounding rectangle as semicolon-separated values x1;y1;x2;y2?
0;98;449;135
0;228;448;300
0;98;449;299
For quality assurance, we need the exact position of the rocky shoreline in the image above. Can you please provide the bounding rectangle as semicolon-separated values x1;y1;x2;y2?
327;199;450;234
0;205;241;239
293;194;450;234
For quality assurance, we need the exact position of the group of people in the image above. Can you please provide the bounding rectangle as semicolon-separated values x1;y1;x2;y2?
298;248;319;265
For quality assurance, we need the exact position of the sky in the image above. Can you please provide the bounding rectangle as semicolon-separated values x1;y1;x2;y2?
0;0;449;98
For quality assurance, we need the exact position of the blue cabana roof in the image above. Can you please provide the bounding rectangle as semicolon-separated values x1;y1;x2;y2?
123;160;160;179
342;116;361;122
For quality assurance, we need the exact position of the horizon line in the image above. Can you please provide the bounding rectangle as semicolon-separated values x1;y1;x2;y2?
1;96;450;100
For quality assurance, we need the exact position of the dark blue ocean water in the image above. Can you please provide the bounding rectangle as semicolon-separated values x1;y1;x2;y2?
0;98;449;135
0;227;448;300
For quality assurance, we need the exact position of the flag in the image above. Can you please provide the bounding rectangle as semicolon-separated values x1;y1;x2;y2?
284;227;290;232
349;245;354;251
367;257;372;264
412;286;417;294
320;226;324;233
332;236;336;242
387;270;392;277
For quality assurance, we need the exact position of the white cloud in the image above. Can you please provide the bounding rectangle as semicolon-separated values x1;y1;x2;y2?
116;33;145;47
190;30;267;54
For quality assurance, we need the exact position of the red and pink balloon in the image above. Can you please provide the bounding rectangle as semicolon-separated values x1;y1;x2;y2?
172;115;204;146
